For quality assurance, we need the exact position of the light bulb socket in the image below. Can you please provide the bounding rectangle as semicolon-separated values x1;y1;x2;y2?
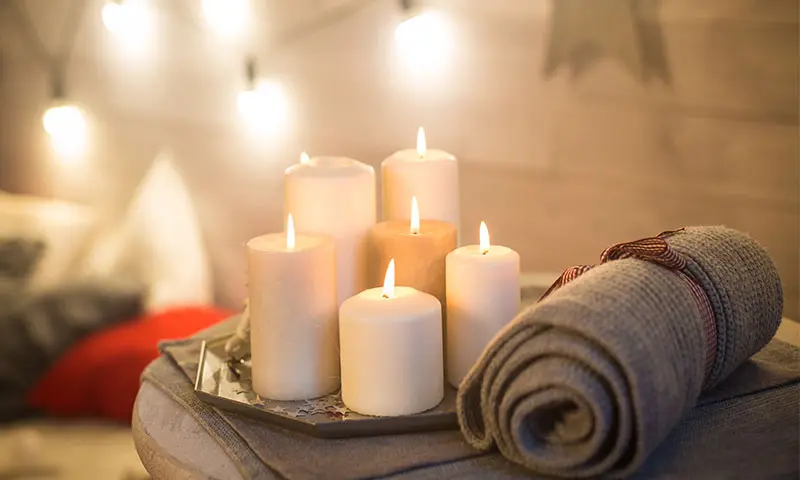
398;0;423;20
244;57;258;89
50;68;66;101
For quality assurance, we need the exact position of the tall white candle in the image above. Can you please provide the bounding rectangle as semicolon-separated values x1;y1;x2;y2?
339;259;444;416
285;154;376;305
248;215;339;401
382;128;459;234
445;222;520;388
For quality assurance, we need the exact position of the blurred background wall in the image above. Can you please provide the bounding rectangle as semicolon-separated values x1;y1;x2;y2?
1;0;798;318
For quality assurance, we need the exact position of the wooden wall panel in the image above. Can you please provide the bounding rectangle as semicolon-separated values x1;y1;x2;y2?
0;0;797;318
549;104;799;205
447;0;799;23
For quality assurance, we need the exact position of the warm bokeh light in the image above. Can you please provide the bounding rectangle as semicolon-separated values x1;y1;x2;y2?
43;104;87;159
416;127;426;159
286;213;295;249
43;104;85;138
410;196;420;234
48;135;87;160
102;0;151;40
479;221;490;254
394;10;453;74
382;258;396;299
300;151;310;164
102;1;125;31
203;0;248;37
237;81;287;133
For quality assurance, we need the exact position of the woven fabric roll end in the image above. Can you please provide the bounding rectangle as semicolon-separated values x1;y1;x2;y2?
457;319;530;451
456;226;784;478
668;226;783;387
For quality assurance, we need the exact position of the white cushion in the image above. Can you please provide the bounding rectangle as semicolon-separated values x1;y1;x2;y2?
81;150;213;311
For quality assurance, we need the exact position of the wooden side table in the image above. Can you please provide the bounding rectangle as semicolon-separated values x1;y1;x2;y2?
133;381;243;480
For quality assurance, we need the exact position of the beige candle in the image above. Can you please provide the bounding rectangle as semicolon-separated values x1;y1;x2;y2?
340;259;444;416
369;197;457;306
445;221;520;388
382;128;459;237
285;153;376;306
247;214;339;401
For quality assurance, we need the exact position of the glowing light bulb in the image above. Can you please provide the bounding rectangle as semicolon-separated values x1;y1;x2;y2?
203;0;248;37
394;10;453;74
286;213;296;249
479;221;490;255
102;1;124;31
300;151;310;164
42;104;87;158
410;196;420;234
43;104;85;137
382;259;396;299
416;127;426;159
102;0;150;41
237;81;287;133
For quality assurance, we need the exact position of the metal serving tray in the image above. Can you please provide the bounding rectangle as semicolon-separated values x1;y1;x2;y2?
194;336;458;438
193;277;551;438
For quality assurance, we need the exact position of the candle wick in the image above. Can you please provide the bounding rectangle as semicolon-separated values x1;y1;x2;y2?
482;250;488;256
382;293;390;299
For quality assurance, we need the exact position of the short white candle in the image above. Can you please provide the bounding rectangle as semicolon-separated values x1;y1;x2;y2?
339;259;444;416
382;128;459;234
248;214;339;401
285;153;376;305
445;222;520;388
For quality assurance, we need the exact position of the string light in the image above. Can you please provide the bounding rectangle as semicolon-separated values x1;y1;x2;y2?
203;0;249;38
42;73;87;159
101;0;154;57
395;1;453;74
14;0;455;158
102;0;150;36
43;104;87;158
237;58;287;133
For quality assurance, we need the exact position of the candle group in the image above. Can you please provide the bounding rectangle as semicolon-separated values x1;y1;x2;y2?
245;128;522;417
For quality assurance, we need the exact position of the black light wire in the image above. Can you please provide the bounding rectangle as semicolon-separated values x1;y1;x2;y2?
3;0;380;98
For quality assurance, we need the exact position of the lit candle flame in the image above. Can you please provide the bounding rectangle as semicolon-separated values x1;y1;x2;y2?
479;221;490;255
416;127;426;159
410;196;420;234
300;151;310;164
382;259;396;299
287;213;296;249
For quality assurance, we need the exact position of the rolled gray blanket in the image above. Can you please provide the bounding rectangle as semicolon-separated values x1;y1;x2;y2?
456;226;783;478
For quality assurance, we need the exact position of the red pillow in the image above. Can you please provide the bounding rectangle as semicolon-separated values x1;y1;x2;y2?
27;306;231;423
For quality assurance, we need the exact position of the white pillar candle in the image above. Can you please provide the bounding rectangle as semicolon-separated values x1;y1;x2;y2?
248;214;339;401
339;259;444;416
445;222;520;388
285;153;376;306
382;128;459;234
